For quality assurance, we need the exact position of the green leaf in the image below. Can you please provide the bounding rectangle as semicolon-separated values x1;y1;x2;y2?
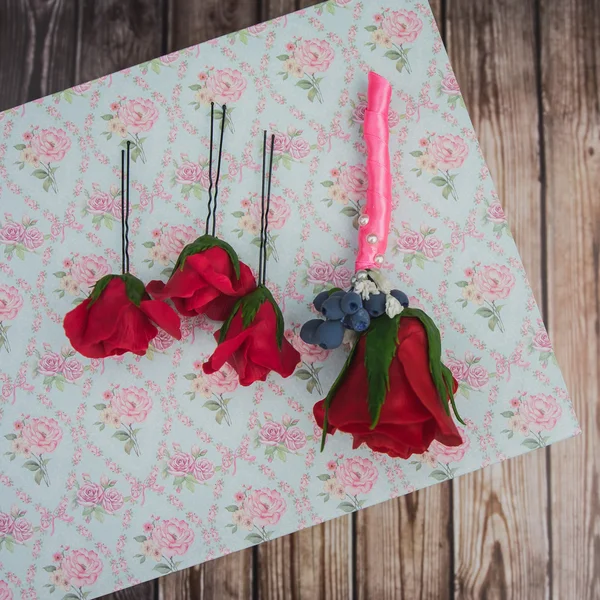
442;185;452;199
174;234;241;279
501;411;515;418
134;535;147;542
88;274;117;307
142;241;155;248
4;433;17;440
23;460;40;471
364;314;401;428
44;565;57;572
34;469;43;485
488;316;498;331
124;439;134;455
232;211;245;218
63;594;80;600
364;25;378;32
307;87;317;102
410;150;423;157
321;180;334;187
455;281;469;288
101;114;114;120
113;431;131;442
276;54;290;61
430;470;449;481
321;337;360;451
121;273;146;306
184;373;197;380
42;177;52;192
430;176;447;187
225;505;239;512
295;369;312;381
341;206;359;217
153;564;173;575
317;474;331;481
522;439;540;449
296;80;313;90
385;50;401;60
203;400;221;411
337;502;356;513
32;169;48;179
326;2;335;13
245;533;263;544
93;403;107;410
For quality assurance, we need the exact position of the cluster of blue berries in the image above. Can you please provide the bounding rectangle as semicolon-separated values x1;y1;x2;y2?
300;288;409;350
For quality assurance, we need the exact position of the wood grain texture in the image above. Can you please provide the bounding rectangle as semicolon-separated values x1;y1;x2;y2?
356;488;453;600
0;0;77;111
166;0;259;50
76;0;164;84
446;1;550;598
542;0;600;598
102;581;157;600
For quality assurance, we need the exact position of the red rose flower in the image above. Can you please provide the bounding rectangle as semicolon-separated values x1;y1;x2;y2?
146;237;255;321
64;275;181;359
203;286;300;386
314;316;462;459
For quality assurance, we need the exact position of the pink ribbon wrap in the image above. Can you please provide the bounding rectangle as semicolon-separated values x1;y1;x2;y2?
355;71;392;272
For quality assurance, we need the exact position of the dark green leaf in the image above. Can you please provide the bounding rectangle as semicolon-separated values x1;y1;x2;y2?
174;235;241;280
120;274;146;306
88;274;117;307
364;314;401;428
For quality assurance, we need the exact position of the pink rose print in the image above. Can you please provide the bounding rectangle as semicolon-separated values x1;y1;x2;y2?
234;194;290;262
0;513;13;536
532;330;552;352
306;260;334;285
167;451;195;477
159;224;197;260
446;352;489;397
61;548;103;587
465;364;490;390
521;394;562;433
445;357;468;382
71;254;110;289
287;327;330;394
289;137;311;160
427;428;471;480
118;98;159;133
205;363;239;394
22;417;62;454
206;68;247;104
192;458;215;483
62;358;84;382
160;51;180;65
83;186;123;230
86;191;112;214
429;134;469;171
96;386;151;456
72;82;92;94
394;225;443;268
366;9;422;73
441;73;460;96
35;346;85;390
245;488;286;526
277;38;334;103
436;69;464;109
258;422;286;447
37;351;62;376
283;427;307;452
0;581;12;600
474;265;515;301
486;202;507;223
175;161;204;185
332;266;352;290
483;197;511;237
457;264;513;332
336;457;378;495
0;216;45;259
11;518;33;544
339;165;368;201
184;365;237;426
246;22;267;36
101;488;124;514
76;482;104;507
0;284;23;353
270;133;292;155
151;329;175;353
170;156;212;204
151;518;195;558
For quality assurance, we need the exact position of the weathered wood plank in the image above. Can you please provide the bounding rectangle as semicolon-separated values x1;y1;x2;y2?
0;0;78;111
76;0;164;84
446;0;550;598
356;488;453;600
102;581;157;600
167;0;259;50
542;0;600;598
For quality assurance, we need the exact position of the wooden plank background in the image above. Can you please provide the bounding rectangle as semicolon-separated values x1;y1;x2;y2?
0;0;597;598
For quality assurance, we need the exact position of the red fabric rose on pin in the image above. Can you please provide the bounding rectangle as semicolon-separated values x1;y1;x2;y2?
64;274;181;359
146;237;255;321
314;314;462;459
203;285;300;386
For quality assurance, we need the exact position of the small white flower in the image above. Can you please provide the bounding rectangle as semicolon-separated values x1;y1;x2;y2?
368;269;393;294
354;279;379;300
386;295;403;318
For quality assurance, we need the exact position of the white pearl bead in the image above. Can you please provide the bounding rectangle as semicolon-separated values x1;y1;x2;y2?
366;234;378;244
374;255;384;265
355;270;368;281
358;215;369;227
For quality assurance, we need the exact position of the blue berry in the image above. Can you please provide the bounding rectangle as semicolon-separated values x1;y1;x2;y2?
364;293;386;317
300;319;323;345
390;289;409;307
341;314;354;329
316;320;345;350
350;308;371;332
321;296;345;321
313;291;330;312
341;291;362;315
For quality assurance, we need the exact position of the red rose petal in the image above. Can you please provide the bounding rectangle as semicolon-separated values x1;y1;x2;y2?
139;300;182;340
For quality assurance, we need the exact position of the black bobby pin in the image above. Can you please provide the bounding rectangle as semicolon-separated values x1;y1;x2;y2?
258;132;275;286
125;141;131;273
120;142;131;275
120;150;126;274
212;104;227;237
205;103;215;236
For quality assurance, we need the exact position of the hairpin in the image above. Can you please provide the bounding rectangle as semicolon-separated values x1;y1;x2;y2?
202;131;300;386
146;103;255;321
304;72;464;458
63;142;181;358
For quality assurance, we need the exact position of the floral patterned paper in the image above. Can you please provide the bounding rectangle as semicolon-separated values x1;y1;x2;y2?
0;1;577;598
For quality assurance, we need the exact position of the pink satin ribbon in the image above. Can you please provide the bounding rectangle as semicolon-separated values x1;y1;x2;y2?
355;72;392;271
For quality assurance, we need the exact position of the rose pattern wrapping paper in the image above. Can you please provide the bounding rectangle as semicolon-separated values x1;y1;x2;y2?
0;0;578;597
